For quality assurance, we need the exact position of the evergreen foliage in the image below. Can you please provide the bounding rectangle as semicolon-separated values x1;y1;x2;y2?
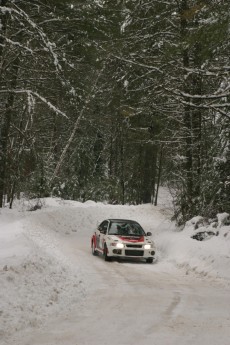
0;0;229;224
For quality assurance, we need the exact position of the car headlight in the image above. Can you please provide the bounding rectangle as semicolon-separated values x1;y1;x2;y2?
111;242;124;248
144;244;151;250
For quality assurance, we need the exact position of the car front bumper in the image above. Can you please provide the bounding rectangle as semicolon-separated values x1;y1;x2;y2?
107;245;155;258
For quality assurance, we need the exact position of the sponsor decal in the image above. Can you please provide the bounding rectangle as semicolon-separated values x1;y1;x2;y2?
118;236;144;243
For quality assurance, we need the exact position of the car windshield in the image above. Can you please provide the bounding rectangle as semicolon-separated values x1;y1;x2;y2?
108;221;145;236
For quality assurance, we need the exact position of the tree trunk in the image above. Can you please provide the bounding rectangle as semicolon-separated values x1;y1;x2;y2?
180;0;194;208
154;145;163;206
0;56;20;207
141;143;157;204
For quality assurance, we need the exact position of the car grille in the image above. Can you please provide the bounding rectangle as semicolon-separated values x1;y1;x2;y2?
126;244;142;248
125;250;144;256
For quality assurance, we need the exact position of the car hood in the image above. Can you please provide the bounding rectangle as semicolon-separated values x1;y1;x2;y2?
108;235;151;243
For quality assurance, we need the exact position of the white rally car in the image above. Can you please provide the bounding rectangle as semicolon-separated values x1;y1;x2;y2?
91;219;156;263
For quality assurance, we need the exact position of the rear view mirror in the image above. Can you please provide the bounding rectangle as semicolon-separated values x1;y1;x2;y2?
98;226;106;233
146;232;152;236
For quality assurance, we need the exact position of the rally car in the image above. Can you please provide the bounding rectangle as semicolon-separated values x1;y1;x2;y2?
91;219;156;263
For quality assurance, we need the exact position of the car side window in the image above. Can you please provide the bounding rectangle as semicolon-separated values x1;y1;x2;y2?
99;221;108;234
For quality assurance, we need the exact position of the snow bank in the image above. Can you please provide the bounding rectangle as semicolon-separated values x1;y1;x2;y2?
156;212;230;281
0;206;85;342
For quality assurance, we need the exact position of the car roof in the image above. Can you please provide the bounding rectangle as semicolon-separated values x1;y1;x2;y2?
107;219;139;224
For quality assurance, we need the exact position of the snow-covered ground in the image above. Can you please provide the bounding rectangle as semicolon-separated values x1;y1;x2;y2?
1;189;230;345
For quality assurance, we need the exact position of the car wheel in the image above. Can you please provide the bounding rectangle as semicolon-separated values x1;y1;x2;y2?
146;257;153;264
104;244;111;261
92;241;98;256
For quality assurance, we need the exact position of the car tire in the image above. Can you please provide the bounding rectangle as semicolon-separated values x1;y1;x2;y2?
104;244;111;261
146;258;153;263
92;241;98;256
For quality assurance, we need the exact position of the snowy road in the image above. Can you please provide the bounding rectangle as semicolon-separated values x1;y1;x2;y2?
1;199;230;345
42;238;230;345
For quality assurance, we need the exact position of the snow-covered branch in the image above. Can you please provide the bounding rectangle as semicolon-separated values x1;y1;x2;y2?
180;91;230;100
111;53;163;73
0;89;68;118
0;5;62;72
50;58;109;182
180;99;230;119
0;35;33;54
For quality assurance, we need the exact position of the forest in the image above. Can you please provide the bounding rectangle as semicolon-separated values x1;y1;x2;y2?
0;0;229;224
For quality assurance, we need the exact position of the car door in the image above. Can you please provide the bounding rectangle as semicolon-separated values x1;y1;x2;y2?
97;220;109;250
